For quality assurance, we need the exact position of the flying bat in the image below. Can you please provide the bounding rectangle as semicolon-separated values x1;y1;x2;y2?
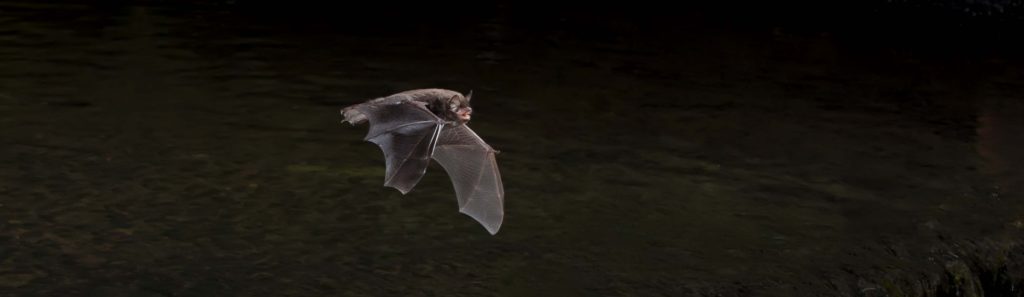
340;88;504;235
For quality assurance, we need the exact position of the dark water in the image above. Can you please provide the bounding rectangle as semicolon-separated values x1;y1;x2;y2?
2;2;1023;296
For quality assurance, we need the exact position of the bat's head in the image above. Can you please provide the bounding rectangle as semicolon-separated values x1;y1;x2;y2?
445;91;473;123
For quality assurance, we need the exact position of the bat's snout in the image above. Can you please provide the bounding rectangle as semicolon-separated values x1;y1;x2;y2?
457;107;472;121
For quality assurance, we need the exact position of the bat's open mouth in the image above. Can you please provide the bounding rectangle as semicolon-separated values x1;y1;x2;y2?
458;110;472;121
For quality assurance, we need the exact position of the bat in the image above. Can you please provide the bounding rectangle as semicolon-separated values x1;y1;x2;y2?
340;88;504;235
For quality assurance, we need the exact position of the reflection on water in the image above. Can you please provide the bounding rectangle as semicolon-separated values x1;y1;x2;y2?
977;98;1024;198
1;2;1023;296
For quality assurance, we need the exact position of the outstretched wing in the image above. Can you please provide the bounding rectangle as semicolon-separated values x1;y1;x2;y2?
354;100;444;194
431;124;505;235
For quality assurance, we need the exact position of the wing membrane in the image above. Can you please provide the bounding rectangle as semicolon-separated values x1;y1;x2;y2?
431;124;505;234
355;101;443;194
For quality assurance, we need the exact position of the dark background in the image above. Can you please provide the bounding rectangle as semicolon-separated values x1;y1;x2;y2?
1;0;1023;296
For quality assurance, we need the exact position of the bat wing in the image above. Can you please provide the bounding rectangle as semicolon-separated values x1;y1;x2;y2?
431;124;505;235
354;100;444;194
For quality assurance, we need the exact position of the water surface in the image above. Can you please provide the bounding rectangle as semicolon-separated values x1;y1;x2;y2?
1;2;1023;296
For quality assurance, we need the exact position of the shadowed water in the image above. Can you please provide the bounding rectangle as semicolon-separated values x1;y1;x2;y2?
1;2;1023;296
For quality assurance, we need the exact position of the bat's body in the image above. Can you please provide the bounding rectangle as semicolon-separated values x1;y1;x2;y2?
341;89;504;235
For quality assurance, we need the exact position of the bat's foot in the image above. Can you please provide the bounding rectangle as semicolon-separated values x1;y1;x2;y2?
341;107;368;125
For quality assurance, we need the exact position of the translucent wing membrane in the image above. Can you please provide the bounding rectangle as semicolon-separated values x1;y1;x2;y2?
355;101;443;194
432;124;505;234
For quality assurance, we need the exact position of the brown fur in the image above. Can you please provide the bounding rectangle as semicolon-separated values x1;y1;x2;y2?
341;88;473;125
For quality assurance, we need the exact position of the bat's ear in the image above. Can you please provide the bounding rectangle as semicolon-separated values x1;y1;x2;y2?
465;90;473;102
